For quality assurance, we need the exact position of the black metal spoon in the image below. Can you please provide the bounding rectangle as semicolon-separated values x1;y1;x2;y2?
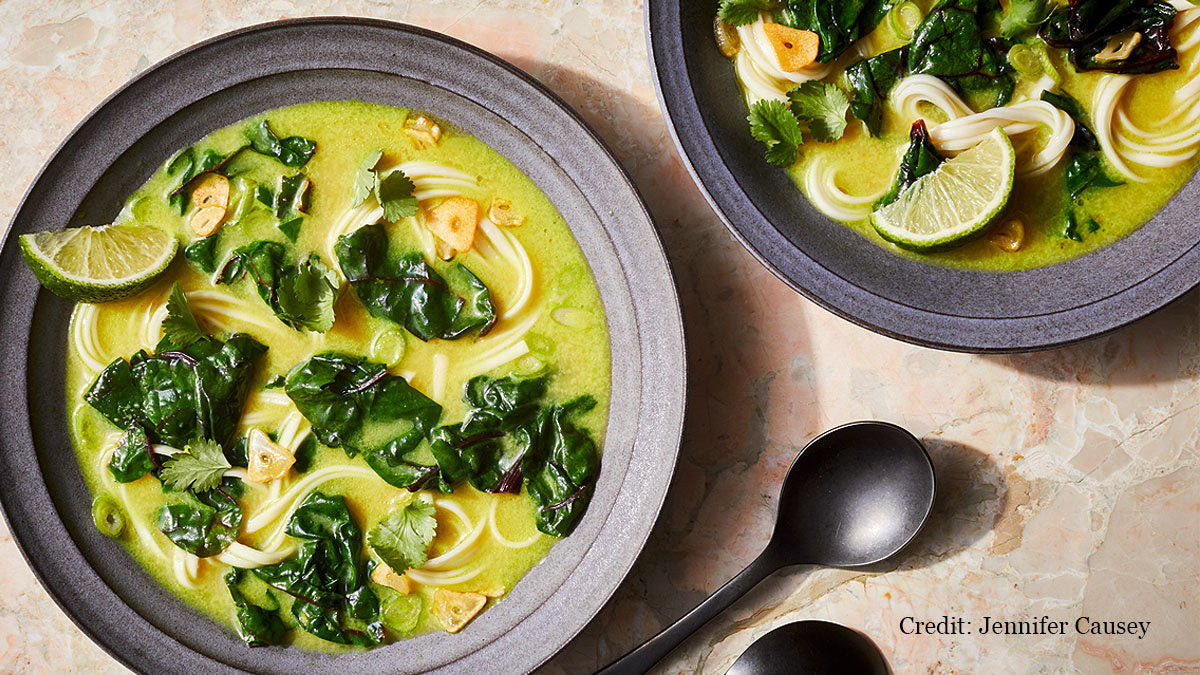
598;421;934;674
726;621;889;675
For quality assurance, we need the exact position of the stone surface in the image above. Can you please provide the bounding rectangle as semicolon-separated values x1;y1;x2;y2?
0;2;1197;673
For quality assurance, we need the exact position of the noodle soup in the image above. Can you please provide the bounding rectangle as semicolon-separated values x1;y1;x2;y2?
63;100;610;650
715;0;1200;271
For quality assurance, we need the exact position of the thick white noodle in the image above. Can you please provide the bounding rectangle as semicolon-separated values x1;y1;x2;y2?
733;14;833;103
460;308;540;374
477;217;534;320
929;101;1074;176
215;541;298;569
187;290;280;332
245;466;380;533
405;566;482;586
72;304;108;372
173;549;201;589
803;154;890;222
892;76;1074;176
487;499;539;549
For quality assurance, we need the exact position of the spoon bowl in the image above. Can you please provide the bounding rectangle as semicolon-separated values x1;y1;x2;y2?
774;422;935;566
599;421;934;674
727;621;889;675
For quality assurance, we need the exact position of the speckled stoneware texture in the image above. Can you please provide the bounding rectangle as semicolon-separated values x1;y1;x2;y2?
0;18;684;675
647;0;1200;352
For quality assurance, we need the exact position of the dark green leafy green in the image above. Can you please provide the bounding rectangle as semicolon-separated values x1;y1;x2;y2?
367;500;437;573
156;488;242;557
429;376;548;494
787;82;851;142
906;0;1015;111
84;334;266;449
748;99;806;167
108;425;156;483
160;439;232;493
224;570;287;647
164;147;242;215
524;396;601;537
780;0;894;63
217;241;338;333
335;224;496;341
184;236;220;274
1063;209;1100;241
1042;0;1178;74
845;49;903;137
253;491;383;646
877;120;946;207
273;174;310;242
718;0;781;26
1001;0;1054;39
244;120;316;167
1065;151;1123;201
284;353;443;490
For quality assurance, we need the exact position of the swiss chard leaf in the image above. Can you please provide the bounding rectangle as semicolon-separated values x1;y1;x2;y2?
781;0;894;63
1042;0;1178;75
165;147;242;215
845;49;903;137
877;120;946;207
244;120;316;168
429;376;549;494
334;224;497;341
273;174;311;242
217;241;338;333
1065;152;1123;201
252;491;383;646
523;396;601;538
748;99;805;167
184;236;220;274
367;500;437;574
787;82;851;142
225;570;287;647
156;487;242;558
85;334;266;449
108;425;156;483
284;352;443;487
907;0;1015;111
1001;0;1054;40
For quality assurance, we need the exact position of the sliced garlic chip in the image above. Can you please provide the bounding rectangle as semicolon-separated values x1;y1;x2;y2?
246;428;296;484
432;589;487;633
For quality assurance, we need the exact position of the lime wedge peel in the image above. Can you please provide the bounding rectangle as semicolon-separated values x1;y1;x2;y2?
18;224;178;303
870;128;1016;252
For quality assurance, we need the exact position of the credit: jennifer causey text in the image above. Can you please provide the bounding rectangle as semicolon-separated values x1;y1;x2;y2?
898;616;1151;640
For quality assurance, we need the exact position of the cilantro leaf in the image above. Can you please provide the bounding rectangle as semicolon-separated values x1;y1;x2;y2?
161;283;206;348
718;0;780;26
353;148;383;207
375;170;419;222
160;439;231;493
748;99;805;166
367;500;437;573
787;82;851;143
275;255;339;333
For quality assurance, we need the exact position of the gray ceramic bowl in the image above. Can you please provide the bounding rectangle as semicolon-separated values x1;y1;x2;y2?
0;18;685;675
648;0;1200;352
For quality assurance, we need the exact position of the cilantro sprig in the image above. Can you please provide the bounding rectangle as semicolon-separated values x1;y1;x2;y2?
367;500;437;573
718;0;781;26
747;83;854;166
160;439;231;493
350;148;419;222
160;283;206;348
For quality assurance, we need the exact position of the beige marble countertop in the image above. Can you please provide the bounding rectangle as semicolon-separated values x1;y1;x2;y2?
1;1;1197;673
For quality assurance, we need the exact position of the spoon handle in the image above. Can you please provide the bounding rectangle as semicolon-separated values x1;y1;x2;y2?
596;544;784;675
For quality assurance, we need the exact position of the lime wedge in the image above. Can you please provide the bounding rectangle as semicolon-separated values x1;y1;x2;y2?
19;224;178;302
871;128;1016;252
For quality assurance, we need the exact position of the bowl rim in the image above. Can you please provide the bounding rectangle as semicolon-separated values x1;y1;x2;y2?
0;16;686;674
645;0;1200;353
